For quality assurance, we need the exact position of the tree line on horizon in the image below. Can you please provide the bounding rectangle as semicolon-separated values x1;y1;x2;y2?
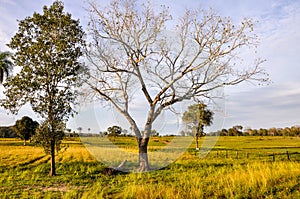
2;122;300;139
207;125;300;137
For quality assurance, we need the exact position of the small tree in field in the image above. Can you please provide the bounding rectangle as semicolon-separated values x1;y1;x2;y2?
14;116;39;146
182;103;213;150
107;125;122;137
77;127;83;134
1;1;85;176
85;0;269;171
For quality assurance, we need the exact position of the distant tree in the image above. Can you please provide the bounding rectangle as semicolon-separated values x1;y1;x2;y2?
151;129;159;137
282;127;291;137
243;127;252;136
258;128;268;136
0;126;16;138
220;129;228;136
77;127;83;133
267;127;276;136
179;130;186;137
252;129;259;136
122;129;128;136
72;131;79;137
182;103;213;149
234;125;243;135
107;125;122;136
290;126;300;137
227;125;243;136
65;128;71;137
65;128;72;133
14;116;39;145
1;1;85;176
88;128;91;133
227;128;235;136
0;51;13;84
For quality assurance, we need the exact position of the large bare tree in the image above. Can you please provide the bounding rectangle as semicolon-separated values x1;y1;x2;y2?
85;0;268;171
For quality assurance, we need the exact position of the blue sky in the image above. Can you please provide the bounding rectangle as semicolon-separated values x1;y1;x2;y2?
0;0;300;134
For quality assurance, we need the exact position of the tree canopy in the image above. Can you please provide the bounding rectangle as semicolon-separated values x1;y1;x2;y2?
107;125;122;136
182;103;213;149
182;103;214;133
14;116;39;146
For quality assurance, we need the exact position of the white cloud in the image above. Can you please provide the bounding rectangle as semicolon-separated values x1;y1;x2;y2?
225;82;300;129
0;110;15;126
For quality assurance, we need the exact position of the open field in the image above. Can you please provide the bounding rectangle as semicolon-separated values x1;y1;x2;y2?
0;136;299;198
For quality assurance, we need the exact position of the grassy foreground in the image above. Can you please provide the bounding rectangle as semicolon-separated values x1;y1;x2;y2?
0;136;299;198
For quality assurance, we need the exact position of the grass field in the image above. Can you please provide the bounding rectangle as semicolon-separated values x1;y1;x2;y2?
0;136;299;198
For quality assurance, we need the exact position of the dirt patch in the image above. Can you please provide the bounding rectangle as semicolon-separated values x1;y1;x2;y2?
41;185;86;192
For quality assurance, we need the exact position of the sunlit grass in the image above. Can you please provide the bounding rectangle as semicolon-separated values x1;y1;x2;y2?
0;139;45;168
82;159;300;198
0;136;299;198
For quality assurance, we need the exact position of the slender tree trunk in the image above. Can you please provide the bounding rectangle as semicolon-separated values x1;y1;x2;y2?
23;139;26;146
49;140;56;176
195;125;199;150
195;124;204;150
137;137;150;172
195;135;199;150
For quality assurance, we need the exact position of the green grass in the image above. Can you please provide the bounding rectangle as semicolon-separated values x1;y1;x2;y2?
0;136;299;198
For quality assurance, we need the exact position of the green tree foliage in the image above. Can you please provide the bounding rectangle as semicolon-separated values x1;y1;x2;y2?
33;120;65;154
77;127;83;133
0;51;13;84
0;1;85;176
209;125;300;137
228;125;243;136
107;125;122;137
14;116;39;145
182;103;213;149
0;126;16;138
151;130;159;137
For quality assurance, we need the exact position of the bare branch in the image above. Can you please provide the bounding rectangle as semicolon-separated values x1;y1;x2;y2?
85;0;269;138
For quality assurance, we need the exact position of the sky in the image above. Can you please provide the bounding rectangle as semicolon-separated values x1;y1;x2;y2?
0;0;299;134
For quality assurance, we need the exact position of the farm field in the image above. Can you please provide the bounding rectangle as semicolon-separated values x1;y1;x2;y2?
0;136;299;198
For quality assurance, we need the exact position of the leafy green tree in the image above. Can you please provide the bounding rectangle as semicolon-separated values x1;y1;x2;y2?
228;125;243;136
14;116;39;146
0;126;16;138
182;103;213;149
77;127;83;133
107;125;122;137
0;51;13;84
151;129;159;137
221;129;228;136
1;1;85;176
290;126;300;137
258;128;268;136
